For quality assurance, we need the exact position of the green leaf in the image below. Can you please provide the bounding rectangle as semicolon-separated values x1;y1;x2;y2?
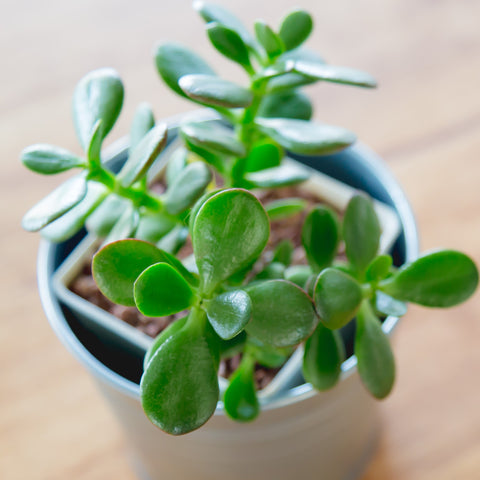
164;162;212;215
156;225;188;254
93;239;195;306
165;148;188;186
278;9;313;51
194;1;255;48
188;189;221;234
41;182;107;242
293;61;377;88
255;262;285;280
254;20;284;58
245;280;317;347
255;118;356;155
248;340;292;368
155;43;215;97
102;206;139;244
207;22;251;68
85;194;128;237
355;301;395;399
144;316;188;370
366;255;393;283
130;103;155;151
135;211;175;244
86;120;103;166
193;189;269;294
223;354;259;421
279;47;325;65
179;74;253;108
141;326;219;434
219;331;247;359
181;121;246;157
272;240;294;266
267;72;316;94
265;198;307;221
379;250;479;307
302;206;339;273
118;124;168;187
183;137;225;174
303;322;345;390
314;268;363;329
375;291;408;317
134;263;195;317
21;144;85;175
245;164;309;188
343;194;381;274
244;140;283;173
22;175;87;232
206;290;252;340
73;68;124;151
284;265;311;288
258;90;312;121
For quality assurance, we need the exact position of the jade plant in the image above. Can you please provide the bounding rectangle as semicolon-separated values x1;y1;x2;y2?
22;2;478;435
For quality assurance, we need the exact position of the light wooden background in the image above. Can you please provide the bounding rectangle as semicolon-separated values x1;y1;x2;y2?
2;1;480;479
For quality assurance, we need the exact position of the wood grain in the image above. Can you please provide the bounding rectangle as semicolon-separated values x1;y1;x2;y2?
1;1;479;479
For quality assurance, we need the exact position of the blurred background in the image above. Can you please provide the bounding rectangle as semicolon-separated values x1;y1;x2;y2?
1;1;479;478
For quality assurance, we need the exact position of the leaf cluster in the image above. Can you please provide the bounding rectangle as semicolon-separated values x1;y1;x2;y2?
21;2;479;435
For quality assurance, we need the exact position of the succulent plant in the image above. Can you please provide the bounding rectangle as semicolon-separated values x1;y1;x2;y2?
22;2;478;435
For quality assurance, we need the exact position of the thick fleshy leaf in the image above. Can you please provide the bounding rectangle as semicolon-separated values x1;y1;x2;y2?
73;68;124;151
41;182;107;242
194;1;255;48
144;316;188;370
181;121;245;157
141;326;219;435
245;280;317;347
355;302;395;399
85;194;128;237
21;144;85;175
278;9;313;51
380;250;478;307
130;103;155;151
248;340;292;368
267;72;316;93
284;265;311;288
245;164;309;188
179;74;252;108
93;239;195;306
258;90;312;121
207;22;251;68
22;175;87;232
223;355;259;421
163;162;212;215
118;124;168;187
255;262;285;280
344;194;380;274
244;140;282;173
302;206;339;273
272;239;294;266
366;255;393;283
102;207;139;244
206;290;251;340
193;189;269;294
136;211;176;244
266;198;307;221
86;120;103;167
314;268;363;329
254;21;284;58
134;263;195;317
156;225;189;254
279;48;325;65
293;61;377;88
166;148;188;186
375;291;408;317
255;118;356;155
188;190;221;234
303;322;344;390
155;43;215;97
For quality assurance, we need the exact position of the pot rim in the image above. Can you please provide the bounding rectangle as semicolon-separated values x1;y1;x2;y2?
37;111;420;414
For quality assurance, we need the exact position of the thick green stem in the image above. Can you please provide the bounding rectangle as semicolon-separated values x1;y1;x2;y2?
87;166;163;212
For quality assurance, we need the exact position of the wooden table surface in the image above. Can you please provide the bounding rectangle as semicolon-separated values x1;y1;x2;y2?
2;1;479;479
